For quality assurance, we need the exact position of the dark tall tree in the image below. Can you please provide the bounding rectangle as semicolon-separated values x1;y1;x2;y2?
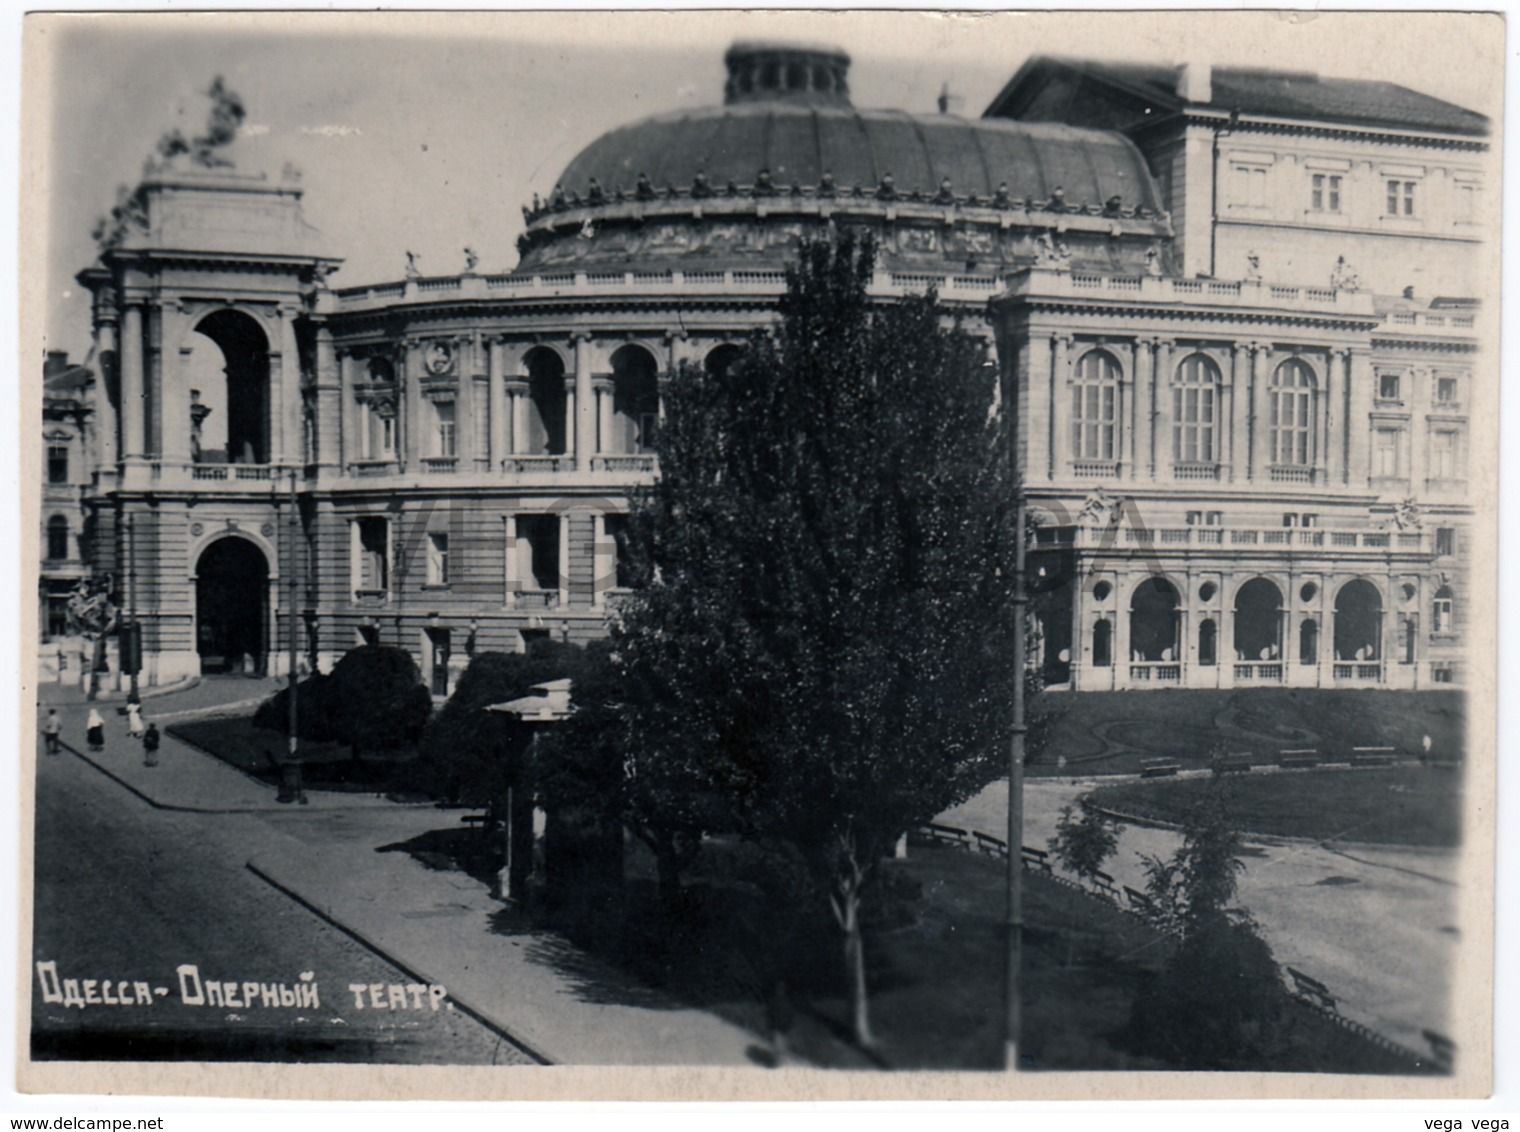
614;230;1017;1046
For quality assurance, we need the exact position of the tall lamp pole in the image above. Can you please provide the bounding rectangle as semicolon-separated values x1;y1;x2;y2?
1004;348;1028;1072
280;467;306;803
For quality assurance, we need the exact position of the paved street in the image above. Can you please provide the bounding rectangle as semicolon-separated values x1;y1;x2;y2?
31;740;533;1064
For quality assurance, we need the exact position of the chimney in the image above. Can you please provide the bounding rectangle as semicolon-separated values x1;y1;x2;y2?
1176;63;1212;105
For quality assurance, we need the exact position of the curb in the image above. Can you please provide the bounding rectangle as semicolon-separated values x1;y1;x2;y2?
245;857;552;1066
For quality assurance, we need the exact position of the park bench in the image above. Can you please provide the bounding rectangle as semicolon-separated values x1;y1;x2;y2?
1422;1029;1456;1068
1286;966;1337;1012
1091;870;1120;902
921;823;973;849
1020;845;1053;874
973;830;1009;859
1123;885;1157;918
1212;753;1253;775
460;812;497;831
1278;749;1320;770
1140;760;1181;778
1351;746;1397;767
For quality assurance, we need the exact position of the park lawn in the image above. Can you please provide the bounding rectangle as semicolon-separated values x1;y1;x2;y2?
1028;688;1464;778
471;832;1432;1071
169;715;421;793
1087;766;1464;848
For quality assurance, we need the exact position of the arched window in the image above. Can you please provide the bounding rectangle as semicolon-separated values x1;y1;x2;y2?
1334;579;1383;661
1433;585;1454;633
1072;349;1120;462
1271;359;1317;467
46;516;69;561
1173;353;1220;465
1198;618;1217;667
1299;619;1319;666
1129;577;1180;662
1092;619;1112;667
1233;578;1284;661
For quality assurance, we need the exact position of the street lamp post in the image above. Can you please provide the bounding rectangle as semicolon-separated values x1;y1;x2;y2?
1004;349;1028;1072
278;468;306;804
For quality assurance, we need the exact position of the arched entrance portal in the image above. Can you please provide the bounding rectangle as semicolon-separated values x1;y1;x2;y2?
1334;579;1383;661
196;537;269;674
1233;578;1284;661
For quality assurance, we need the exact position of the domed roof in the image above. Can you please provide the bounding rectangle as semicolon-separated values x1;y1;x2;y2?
553;43;1159;212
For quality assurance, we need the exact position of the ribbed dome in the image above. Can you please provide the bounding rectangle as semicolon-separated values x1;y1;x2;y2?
555;103;1160;212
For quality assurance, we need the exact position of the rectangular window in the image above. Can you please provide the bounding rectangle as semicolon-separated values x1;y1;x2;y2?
426;532;449;586
603;514;633;588
1301;514;1318;528
1282;513;1298;528
1186;511;1203;526
1431;430;1461;480
47;446;69;484
638;412;660;454
1311;173;1341;212
1234;165;1267;209
1378;373;1401;402
1206;511;1223;526
1433;597;1453;634
433;401;457;458
1373;428;1402;478
516;515;561;591
354;517;389;594
1436;376;1459;403
1435;527;1455;556
1386;179;1417;217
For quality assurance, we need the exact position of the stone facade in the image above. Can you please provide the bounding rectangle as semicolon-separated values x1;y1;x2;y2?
61;45;1486;695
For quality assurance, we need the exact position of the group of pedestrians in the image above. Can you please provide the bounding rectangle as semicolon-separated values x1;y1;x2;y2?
42;703;159;766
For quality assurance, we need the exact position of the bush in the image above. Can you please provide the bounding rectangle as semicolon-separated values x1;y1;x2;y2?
325;645;433;757
419;638;592;804
1125;914;1288;1069
1047;796;1122;886
252;672;337;743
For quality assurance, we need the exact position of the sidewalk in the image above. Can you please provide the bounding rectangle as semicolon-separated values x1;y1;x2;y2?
37;678;764;1066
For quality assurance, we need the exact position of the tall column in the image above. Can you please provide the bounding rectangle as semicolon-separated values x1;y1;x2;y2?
93;315;120;472
1230;343;1250;483
563;377;579;466
158;305;191;467
1113;573;1132;689
1326;348;1345;485
404;339;424;471
1120;344;1136;480
120;303;145;461
275;305;302;467
573;333;594;471
595;378;615;456
1154;339;1173;480
146;302;165;459
314;325;340;471
457;336;476;468
339;350;357;469
1050;334;1071;475
507;380;530;456
489;339;508;467
1408;367;1428;492
1348;349;1374;488
1137;338;1155;480
1250;342;1269;482
1218;364;1234;479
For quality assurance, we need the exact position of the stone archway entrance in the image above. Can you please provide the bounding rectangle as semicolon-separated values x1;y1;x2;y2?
196;537;269;674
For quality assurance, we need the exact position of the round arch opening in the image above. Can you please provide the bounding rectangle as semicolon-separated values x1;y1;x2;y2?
187;309;271;466
196;536;269;675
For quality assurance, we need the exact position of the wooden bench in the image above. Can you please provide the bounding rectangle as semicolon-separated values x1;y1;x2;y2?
1286;966;1337;1012
1351;746;1397;767
1123;885;1157;917
1212;753;1253;775
922;823;972;849
1091;870;1119;902
461;812;497;830
1020;845;1052;874
973;830;1009;859
1140;761;1181;778
1278;749;1320;770
1422;1029;1456;1068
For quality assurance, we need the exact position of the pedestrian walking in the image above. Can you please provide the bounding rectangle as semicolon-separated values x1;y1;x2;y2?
126;701;145;739
42;708;61;755
142;722;160;768
85;708;105;753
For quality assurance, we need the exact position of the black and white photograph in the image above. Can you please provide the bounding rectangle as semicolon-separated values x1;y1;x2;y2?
16;9;1501;1101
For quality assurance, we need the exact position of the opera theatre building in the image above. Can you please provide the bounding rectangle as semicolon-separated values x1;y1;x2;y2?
61;43;1485;696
